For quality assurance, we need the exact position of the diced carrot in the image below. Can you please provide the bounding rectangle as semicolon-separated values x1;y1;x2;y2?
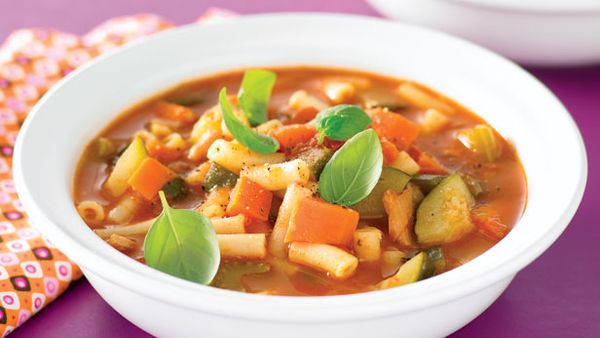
127;157;176;200
285;197;359;247
147;139;181;162
471;206;510;241
369;108;419;150
187;127;221;162
226;177;273;221
272;124;317;151
153;101;198;124
408;146;447;175
380;137;400;165
290;107;319;124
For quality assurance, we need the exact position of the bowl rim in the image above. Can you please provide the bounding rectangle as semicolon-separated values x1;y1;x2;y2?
452;0;600;14
12;13;588;322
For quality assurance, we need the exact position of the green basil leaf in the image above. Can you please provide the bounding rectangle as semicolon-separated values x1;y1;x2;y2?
238;69;276;126
144;191;220;284
219;88;279;154
315;105;372;143
318;129;383;206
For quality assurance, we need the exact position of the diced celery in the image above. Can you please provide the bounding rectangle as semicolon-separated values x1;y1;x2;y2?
104;137;147;197
457;124;502;162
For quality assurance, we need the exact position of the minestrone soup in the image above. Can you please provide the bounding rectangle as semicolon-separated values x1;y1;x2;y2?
74;67;526;296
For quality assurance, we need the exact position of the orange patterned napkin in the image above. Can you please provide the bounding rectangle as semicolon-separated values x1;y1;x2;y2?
0;8;236;336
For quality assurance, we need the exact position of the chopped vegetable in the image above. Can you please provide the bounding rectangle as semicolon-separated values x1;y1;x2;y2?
240;159;310;191
203;162;239;191
127;157;176;200
220;88;279;154
153;101;197;124
389;150;420;175
144;192;220;285
369;108;419;150
380;137;400;165
319;129;383;207
411;174;446;194
353;226;383;262
161;177;188;201
294;146;333;180
457;124;502;162
95;137;117;159
421;108;449;133
238;69;277;126
471;206;510;241
383;185;420;247
285;197;359;247
196;187;231;218
415;174;475;245
381;248;406;278
207;139;285;174
425;246;446;273
407;146;447;175
146;139;181;162
315;105;372;143
377;251;433;289
211;261;271;292
271;124;317;150
288;242;358;280
104;137;147;197
460;173;484;197
352;167;411;219
226;176;273;221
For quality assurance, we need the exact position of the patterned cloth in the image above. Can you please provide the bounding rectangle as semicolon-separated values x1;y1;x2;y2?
0;8;235;336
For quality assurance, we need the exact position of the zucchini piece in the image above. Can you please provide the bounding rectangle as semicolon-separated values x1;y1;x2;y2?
460;173;483;197
203;162;239;192
161;177;188;200
104;137;147;197
211;261;271;292
425;246;446;274
377;252;433;289
296;147;333;180
351;167;411;219
415;174;475;245
411;174;446;194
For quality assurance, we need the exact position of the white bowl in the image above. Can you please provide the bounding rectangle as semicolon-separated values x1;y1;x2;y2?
13;14;587;338
367;0;600;66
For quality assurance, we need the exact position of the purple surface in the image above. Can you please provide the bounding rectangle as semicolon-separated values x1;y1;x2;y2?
2;1;599;337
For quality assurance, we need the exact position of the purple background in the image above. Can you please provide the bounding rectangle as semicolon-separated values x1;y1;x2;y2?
2;1;598;337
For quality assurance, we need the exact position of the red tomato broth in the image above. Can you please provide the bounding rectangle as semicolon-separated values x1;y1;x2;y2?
73;66;527;296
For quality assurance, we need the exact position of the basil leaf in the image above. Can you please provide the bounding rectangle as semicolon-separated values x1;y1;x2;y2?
238;69;276;126
315;105;372;143
219;88;279;154
144;191;220;284
319;129;383;206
